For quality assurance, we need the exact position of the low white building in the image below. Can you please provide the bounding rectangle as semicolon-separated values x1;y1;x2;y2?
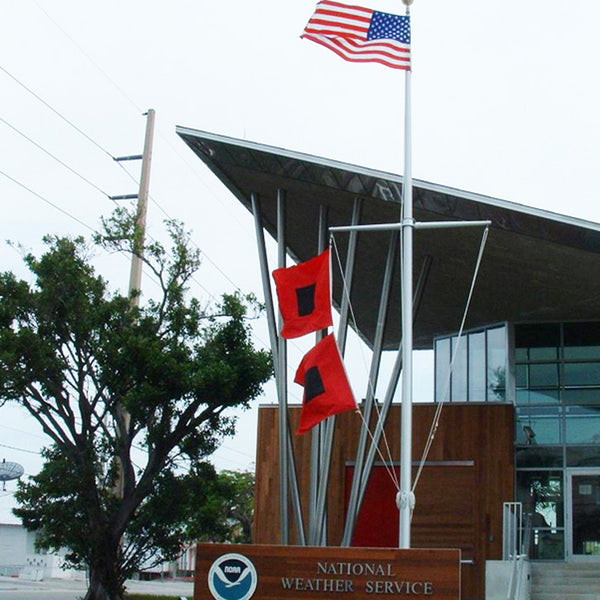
0;523;195;581
0;523;83;581
0;523;37;576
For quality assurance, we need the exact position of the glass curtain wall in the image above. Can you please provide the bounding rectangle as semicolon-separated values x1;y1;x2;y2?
434;324;507;403
515;322;600;559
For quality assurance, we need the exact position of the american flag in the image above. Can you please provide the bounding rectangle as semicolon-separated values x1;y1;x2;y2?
302;0;411;70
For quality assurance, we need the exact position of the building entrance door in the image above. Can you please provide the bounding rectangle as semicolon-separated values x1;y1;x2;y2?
567;471;600;559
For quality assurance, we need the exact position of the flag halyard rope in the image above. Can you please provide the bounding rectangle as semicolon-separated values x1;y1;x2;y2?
411;225;490;495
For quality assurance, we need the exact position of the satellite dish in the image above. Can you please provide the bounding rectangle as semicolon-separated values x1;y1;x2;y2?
0;459;24;490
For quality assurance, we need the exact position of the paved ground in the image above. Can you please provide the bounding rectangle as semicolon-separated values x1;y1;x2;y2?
0;575;194;600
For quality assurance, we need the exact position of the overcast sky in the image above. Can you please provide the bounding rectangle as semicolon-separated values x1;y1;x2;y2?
1;0;599;523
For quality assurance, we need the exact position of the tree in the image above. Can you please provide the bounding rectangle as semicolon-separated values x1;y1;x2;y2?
216;470;255;544
197;470;256;544
0;208;272;600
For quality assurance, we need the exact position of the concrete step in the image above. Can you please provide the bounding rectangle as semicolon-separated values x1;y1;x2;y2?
531;595;600;600
530;562;600;600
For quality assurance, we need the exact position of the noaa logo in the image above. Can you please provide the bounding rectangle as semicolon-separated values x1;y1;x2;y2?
207;553;258;600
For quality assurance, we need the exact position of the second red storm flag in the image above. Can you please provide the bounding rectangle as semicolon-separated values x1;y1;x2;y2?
294;333;356;434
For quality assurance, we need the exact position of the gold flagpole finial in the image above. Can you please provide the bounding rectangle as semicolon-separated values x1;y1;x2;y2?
401;0;414;5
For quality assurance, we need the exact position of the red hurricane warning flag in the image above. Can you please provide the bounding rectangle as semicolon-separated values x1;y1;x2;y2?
302;0;411;70
272;248;333;339
295;333;357;434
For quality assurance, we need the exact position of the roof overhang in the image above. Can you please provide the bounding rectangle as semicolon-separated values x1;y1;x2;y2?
176;127;600;350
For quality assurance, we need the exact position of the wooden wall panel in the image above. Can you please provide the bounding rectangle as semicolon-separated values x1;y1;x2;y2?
254;402;515;600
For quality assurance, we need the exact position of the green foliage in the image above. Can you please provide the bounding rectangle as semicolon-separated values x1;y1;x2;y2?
0;207;272;600
187;469;255;544
213;470;255;543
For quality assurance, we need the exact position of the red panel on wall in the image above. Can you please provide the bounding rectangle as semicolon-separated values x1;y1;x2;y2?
345;463;476;558
345;465;400;547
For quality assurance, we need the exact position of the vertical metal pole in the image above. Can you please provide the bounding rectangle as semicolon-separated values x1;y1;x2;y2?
251;193;306;543
309;206;329;544
342;231;398;545
398;53;415;547
128;109;155;303
310;199;362;545
286;434;306;544
276;189;289;544
336;199;362;353
250;194;278;366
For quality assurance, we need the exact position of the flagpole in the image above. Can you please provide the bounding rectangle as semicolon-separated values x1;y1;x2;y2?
398;0;415;549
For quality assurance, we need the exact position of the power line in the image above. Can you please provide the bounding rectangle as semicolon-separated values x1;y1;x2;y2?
31;0;144;116
114;159;267;309
1;17;276;386
0;115;114;200
0;168;97;233
1;24;265;319
0;64;116;160
0;423;46;441
16;7;260;297
110;159;259;308
0;443;41;456
0;164;260;339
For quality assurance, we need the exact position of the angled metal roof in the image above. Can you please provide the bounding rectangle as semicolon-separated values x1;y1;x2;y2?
177;126;600;350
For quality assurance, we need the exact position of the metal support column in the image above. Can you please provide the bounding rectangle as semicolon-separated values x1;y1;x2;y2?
309;205;329;544
250;193;306;544
341;230;398;545
276;189;290;544
310;199;362;545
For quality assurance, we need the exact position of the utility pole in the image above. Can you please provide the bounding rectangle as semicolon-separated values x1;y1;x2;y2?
128;108;155;304
113;109;155;500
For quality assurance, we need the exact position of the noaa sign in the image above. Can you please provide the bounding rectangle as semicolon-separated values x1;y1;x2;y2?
195;544;460;600
207;553;258;600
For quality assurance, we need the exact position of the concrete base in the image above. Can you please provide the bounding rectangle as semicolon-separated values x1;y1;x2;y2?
486;560;531;600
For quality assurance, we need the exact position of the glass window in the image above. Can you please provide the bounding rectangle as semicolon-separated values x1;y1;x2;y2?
516;389;559;405
515;347;528;363
564;363;600;387
487;326;506;401
563;389;600;405
515;323;560;360
434;325;507;403
468;331;486;401
516;364;528;388
529;364;559;388
450;336;467;402
517;470;564;558
516;446;563;468
516;471;564;528
565;406;600;444
564;323;600;360
530;531;565;560
516;406;562;444
435;338;450;402
567;446;600;467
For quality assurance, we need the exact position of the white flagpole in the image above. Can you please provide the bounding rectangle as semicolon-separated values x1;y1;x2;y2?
397;0;415;549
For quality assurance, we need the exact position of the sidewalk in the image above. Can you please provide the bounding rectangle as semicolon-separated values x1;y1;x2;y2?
0;575;194;597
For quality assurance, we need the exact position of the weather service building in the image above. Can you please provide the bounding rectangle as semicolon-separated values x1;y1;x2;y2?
179;127;600;600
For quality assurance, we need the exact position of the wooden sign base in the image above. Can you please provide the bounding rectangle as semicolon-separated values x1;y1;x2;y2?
194;544;461;600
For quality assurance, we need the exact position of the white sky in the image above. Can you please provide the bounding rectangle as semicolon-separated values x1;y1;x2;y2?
1;0;599;523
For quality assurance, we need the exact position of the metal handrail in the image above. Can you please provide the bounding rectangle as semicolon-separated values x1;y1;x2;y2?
506;508;532;600
503;502;522;561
